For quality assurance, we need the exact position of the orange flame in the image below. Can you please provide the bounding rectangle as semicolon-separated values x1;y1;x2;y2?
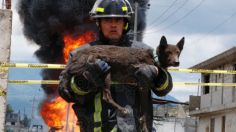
40;97;80;132
40;97;67;127
40;31;96;131
63;31;96;63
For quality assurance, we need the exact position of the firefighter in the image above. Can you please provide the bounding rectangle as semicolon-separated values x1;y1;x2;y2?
59;0;173;131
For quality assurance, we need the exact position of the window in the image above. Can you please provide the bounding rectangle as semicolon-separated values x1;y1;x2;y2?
215;74;218;91
232;64;236;102
222;116;225;132
210;118;215;132
11;122;15;125
203;74;210;94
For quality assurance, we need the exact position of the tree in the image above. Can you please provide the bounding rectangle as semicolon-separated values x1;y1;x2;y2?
6;104;14;114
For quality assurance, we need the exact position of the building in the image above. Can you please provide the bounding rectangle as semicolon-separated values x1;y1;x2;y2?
189;47;236;132
152;97;196;132
5;112;30;132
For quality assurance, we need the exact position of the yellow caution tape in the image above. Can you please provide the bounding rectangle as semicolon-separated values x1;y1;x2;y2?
1;62;236;74
174;82;236;87
0;62;66;69
7;80;236;87
0;87;7;97
168;68;236;74
8;80;59;85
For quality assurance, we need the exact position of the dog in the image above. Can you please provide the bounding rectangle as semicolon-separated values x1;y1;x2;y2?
157;36;184;69
60;36;184;131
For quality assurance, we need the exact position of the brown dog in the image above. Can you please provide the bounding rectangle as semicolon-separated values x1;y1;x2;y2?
157;36;184;69
61;36;184;131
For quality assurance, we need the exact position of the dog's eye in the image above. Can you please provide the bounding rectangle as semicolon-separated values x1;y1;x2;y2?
166;51;172;55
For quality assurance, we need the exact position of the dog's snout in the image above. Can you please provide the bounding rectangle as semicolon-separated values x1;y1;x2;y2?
174;62;179;66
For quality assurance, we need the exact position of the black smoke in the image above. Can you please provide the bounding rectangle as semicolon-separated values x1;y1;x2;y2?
18;0;149;96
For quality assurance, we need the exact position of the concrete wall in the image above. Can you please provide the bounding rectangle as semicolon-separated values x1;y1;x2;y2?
189;96;200;111
153;119;185;132
225;111;236;132
196;63;236;132
211;90;221;106
200;63;236;109
197;117;209;132
223;64;234;104
0;9;12;131
214;117;222;132
197;111;236;132
200;94;211;109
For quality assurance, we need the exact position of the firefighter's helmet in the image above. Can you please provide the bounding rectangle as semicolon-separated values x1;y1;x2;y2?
90;0;133;33
90;0;133;19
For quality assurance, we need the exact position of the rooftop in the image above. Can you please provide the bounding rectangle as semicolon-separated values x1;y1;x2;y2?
191;47;236;69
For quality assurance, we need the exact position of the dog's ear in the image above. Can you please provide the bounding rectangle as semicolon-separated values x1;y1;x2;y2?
160;36;168;48
177;37;184;51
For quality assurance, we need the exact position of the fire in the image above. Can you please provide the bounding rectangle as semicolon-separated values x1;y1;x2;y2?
40;31;96;131
40;97;67;128
63;31;96;63
40;97;80;132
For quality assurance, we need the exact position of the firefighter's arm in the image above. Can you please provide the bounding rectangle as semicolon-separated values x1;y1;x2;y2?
151;67;173;96
58;66;78;102
58;57;111;102
59;47;91;102
135;65;173;97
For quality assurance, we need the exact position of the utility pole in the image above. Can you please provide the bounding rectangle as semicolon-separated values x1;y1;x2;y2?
65;103;70;132
133;1;138;41
30;96;36;120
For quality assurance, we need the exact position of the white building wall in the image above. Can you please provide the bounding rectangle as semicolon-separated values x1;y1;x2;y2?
197;111;236;132
193;54;236;132
214;116;222;132
223;86;233;104
211;74;221;106
0;9;12;132
153;120;185;132
200;94;211;109
225;111;236;132
223;64;233;104
200;64;236;109
197;117;209;132
211;90;221;106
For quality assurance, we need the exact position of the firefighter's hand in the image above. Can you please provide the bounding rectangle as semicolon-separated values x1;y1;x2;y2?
135;65;159;89
84;59;111;88
73;59;110;93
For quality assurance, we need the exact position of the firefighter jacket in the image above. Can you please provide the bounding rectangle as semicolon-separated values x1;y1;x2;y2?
58;35;173;132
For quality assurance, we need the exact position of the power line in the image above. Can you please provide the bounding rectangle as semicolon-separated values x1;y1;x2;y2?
147;0;189;31
148;0;179;28
127;0;189;37
144;0;206;36
192;12;236;44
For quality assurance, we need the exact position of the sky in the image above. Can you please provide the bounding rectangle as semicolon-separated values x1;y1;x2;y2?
4;0;236;128
143;0;236;101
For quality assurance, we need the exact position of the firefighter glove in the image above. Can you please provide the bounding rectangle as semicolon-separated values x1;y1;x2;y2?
73;59;111;93
84;59;111;89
